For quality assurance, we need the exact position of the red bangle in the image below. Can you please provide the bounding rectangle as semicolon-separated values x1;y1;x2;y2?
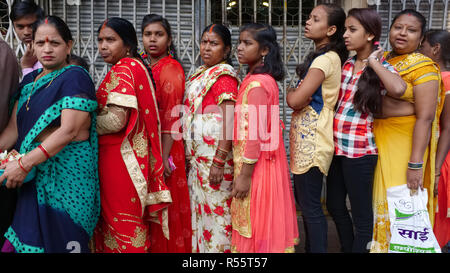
38;144;50;159
18;157;30;173
212;157;225;167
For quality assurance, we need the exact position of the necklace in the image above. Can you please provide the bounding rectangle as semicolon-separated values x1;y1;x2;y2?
25;71;56;111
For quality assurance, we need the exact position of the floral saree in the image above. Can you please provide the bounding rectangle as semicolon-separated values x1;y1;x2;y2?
182;63;238;253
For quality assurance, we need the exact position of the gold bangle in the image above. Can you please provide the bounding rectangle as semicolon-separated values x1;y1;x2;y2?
217;147;229;154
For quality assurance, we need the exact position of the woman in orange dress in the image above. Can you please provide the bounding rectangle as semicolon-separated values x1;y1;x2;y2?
93;17;171;253
141;13;191;253
231;23;299;253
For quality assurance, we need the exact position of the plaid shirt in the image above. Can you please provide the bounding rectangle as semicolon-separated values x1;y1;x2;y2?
334;56;398;158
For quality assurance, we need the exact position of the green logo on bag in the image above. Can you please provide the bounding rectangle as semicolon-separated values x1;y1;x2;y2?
395;208;427;221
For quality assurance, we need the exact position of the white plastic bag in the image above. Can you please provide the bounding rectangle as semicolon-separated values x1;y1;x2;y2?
387;184;441;253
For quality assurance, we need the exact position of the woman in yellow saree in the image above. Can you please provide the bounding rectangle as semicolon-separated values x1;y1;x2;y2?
370;10;445;253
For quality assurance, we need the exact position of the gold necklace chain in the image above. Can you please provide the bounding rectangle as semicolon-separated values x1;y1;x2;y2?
25;72;56;111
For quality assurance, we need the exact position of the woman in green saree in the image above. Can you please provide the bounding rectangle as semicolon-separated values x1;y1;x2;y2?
0;15;99;253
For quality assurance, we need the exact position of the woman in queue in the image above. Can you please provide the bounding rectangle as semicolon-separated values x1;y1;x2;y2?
93;17;171;253
0;16;100;253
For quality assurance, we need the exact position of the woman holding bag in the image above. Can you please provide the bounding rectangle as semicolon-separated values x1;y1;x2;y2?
370;10;445;253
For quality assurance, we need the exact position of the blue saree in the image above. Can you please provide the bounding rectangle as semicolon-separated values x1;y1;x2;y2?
2;65;100;253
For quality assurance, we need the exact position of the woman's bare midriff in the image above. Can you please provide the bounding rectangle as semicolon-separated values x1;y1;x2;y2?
35;121;91;143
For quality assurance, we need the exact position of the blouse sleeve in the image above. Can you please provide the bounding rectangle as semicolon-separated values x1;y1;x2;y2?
210;75;238;105
309;52;336;78
158;62;185;134
412;64;439;86
60;67;96;101
241;85;271;164
104;63;138;110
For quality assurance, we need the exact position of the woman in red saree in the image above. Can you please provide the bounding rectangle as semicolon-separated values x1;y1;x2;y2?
93;17;171;253
141;14;191;253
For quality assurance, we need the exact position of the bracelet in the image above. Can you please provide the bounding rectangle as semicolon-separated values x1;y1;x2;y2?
38;144;50;160
215;148;228;160
211;161;225;169
408;161;423;170
18;157;31;173
212;157;225;167
368;56;379;62
217;147;229;154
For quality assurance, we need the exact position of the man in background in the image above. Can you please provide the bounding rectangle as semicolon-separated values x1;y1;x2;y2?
10;0;44;77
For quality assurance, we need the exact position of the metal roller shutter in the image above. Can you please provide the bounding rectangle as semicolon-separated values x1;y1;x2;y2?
49;0;200;86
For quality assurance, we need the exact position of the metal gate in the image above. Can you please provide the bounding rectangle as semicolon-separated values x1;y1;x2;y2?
1;0;449;156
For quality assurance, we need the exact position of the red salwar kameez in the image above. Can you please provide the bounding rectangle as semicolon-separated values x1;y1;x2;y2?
93;57;171;252
149;55;192;252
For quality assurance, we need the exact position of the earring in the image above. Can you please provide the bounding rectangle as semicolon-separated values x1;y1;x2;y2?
262;55;265;64
127;51;130;56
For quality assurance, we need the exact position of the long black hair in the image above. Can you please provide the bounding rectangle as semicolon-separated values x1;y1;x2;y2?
10;0;44;22
99;17;156;88
201;23;233;65
239;23;285;81
296;4;348;79
349;8;383;115
423;29;450;69
32;15;73;64
141;13;178;60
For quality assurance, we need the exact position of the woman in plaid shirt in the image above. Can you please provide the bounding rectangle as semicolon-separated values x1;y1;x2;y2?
326;8;406;253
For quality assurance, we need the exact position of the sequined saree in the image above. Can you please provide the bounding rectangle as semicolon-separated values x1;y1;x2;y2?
93;57;171;253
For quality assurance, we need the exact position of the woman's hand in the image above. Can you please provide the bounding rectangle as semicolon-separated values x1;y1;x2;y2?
406;168;423;195
368;45;384;64
162;156;172;178
231;174;251;199
0;160;28;189
434;173;441;197
208;165;224;186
